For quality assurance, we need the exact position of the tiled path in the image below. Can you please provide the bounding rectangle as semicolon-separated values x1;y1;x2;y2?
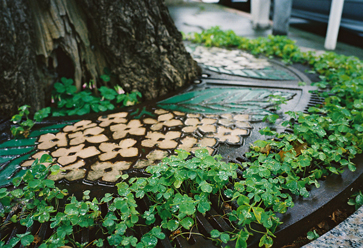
0;45;311;187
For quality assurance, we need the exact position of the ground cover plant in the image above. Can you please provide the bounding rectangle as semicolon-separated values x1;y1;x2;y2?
51;76;141;117
0;150;284;248
10;75;142;138
1;27;363;247
10;105;50;138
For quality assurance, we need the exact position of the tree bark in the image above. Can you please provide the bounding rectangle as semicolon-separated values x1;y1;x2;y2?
0;0;200;117
0;0;44;117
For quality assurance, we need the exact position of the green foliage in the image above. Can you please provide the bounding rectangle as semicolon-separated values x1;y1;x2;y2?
0;150;282;248
0;154;65;248
33;107;51;122
54;77;77;95
51;76;142;117
307;230;319;240
9;72;142;135
5;27;363;248
10;105;50;138
140;149;238;233
187;26;363;176
348;191;363;210
186;26;300;62
186;26;363;247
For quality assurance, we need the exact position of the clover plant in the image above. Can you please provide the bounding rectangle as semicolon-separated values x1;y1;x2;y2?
10;105;50;138
307;230;319;240
184;26;363;247
51;76;141;117
348;191;363;210
3;26;363;248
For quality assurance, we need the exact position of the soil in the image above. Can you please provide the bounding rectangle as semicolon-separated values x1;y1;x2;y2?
282;203;356;247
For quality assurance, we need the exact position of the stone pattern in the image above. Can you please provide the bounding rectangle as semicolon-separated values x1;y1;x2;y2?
187;45;296;80
0;86;296;186
303;205;363;248
0;122;76;187
19;110;251;183
0;44;299;185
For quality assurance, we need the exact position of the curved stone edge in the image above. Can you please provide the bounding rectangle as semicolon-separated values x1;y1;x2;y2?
302;204;363;248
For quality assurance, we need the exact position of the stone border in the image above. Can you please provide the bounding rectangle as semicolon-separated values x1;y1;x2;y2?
303;204;363;247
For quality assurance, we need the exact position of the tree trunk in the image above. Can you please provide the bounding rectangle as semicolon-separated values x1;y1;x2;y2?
0;0;44;117
0;0;200;118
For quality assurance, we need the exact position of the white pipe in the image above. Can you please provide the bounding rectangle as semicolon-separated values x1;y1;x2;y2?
324;0;345;50
251;0;271;29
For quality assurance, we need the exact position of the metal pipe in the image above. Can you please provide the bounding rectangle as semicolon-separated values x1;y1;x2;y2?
272;0;293;36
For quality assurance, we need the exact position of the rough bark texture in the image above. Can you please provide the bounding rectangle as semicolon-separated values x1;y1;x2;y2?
79;0;200;99
0;0;200;117
0;0;45;117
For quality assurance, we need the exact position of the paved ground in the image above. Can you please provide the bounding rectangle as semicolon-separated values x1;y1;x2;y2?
167;0;363;60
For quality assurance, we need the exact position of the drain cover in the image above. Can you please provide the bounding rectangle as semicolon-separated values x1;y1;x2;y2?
0;48;347;248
